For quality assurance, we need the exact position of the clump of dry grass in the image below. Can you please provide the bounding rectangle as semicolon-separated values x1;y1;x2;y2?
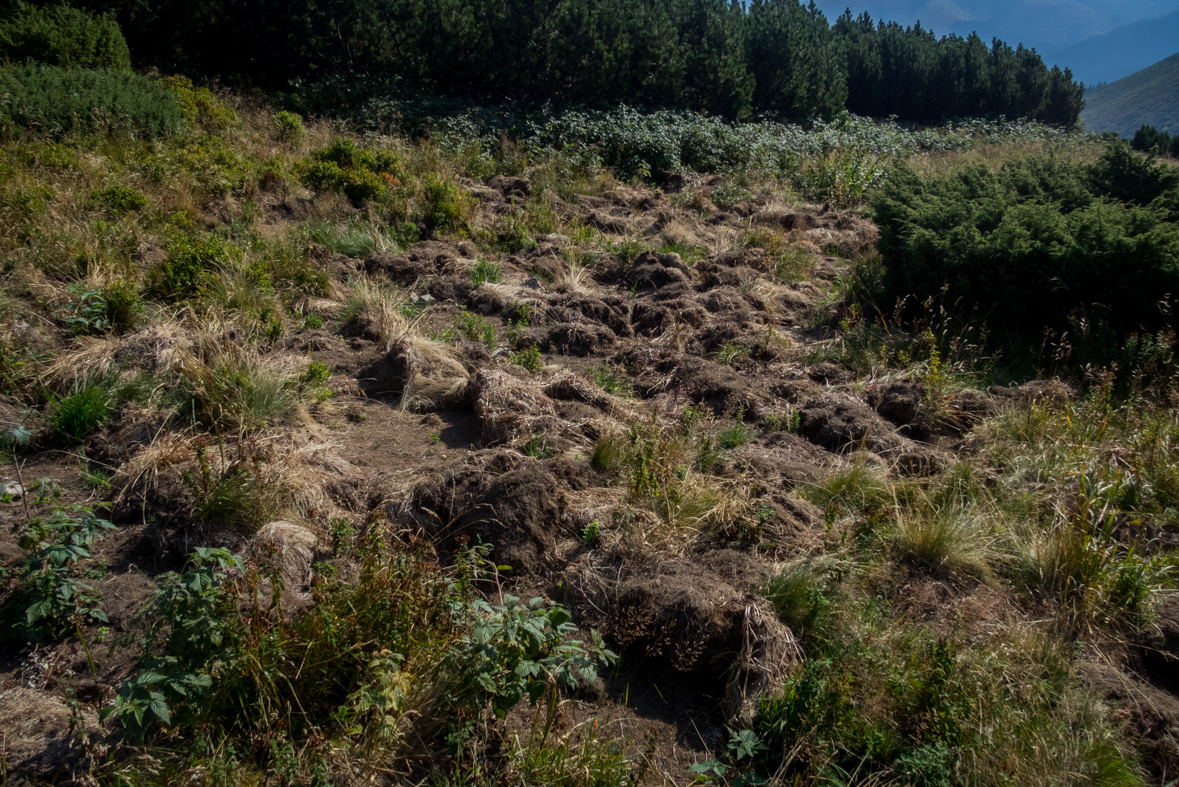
341;275;412;344
389;335;471;412
473;368;558;446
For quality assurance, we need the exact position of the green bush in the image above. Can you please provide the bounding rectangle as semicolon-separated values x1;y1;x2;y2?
874;142;1179;340
418;172;473;233
0;2;131;71
158;75;237;133
0;64;182;138
89;183;147;215
102;281;143;332
152;233;236;302
299;137;402;203
273;110;304;144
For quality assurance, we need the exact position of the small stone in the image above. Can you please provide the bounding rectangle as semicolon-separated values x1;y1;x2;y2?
3;482;24;497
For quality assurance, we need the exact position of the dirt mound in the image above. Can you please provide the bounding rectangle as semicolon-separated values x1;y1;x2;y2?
658;356;765;416
89;403;164;466
586;561;798;723
867;379;931;441
544;322;617;356
988;379;1074;406
549;293;633;337
366;241;460;284
404;454;561;575
488;175;531;199
1140;594;1179;694
626;251;692;290
798;392;904;454
472;368;559;446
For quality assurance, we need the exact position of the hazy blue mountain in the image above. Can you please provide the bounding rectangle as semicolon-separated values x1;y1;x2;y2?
1082;52;1179;136
1049;11;1179;86
812;1;1179;57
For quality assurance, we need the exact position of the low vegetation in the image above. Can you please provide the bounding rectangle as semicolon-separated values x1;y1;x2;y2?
0;25;1177;787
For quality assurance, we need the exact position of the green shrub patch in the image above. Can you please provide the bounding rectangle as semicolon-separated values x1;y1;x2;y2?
874;142;1179;339
0;64;181;138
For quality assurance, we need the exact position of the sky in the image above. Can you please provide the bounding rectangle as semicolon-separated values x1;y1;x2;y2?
811;0;1179;55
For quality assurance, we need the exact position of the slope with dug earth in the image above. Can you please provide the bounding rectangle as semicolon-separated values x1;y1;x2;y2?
0;113;1176;786
1083;51;1179;136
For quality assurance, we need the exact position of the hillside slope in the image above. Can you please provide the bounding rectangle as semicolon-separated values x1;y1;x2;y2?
1049;10;1179;86
1083;52;1179;136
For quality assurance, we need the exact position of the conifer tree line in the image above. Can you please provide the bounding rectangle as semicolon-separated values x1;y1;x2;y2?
15;0;1085;125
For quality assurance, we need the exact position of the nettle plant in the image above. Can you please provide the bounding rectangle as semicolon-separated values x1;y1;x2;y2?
4;505;116;640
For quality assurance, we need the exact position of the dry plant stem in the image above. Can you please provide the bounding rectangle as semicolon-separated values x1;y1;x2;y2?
13;456;31;523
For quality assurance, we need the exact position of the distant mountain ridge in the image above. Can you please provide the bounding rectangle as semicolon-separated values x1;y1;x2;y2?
813;1;1179;54
1049;11;1179;87
1082;53;1179;137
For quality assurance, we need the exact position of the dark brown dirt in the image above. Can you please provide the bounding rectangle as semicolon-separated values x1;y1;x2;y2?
402;452;564;575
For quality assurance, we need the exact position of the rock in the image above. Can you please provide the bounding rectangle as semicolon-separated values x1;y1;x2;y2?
4;482;25;497
522;277;543;290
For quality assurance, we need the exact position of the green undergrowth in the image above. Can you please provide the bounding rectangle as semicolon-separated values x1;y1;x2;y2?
92;539;614;785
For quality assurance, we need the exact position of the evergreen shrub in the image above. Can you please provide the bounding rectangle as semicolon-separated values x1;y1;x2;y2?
0;2;130;71
874;141;1179;338
0;64;181;138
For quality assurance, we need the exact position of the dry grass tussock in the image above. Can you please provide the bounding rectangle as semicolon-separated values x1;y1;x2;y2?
342;275;413;345
390;335;471;412
473;367;559;447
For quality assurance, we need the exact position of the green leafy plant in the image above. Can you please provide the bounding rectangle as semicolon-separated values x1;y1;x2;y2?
108;548;243;739
509;345;542;372
460;594;616;719
719;407;748;449
60;284;111;335
89;183;147;215
717;342;751;366
472;258;501;285
590;364;631;397
4;505;116;640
